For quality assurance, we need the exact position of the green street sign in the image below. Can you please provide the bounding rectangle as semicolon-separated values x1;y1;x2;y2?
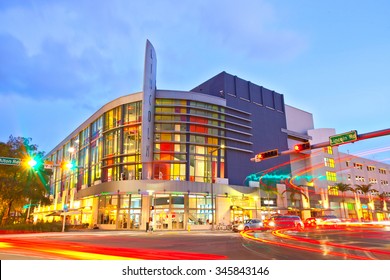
23;203;38;209
329;130;358;146
0;157;22;166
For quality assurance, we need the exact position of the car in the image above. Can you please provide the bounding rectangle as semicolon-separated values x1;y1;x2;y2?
266;215;304;230
304;215;341;228
263;214;283;228
304;217;317;227
316;215;341;227
243;219;263;231
233;219;263;231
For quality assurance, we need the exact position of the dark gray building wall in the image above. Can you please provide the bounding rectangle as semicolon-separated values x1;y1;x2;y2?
191;72;291;186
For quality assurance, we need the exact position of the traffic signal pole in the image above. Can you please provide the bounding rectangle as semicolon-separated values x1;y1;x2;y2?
252;128;390;161
308;128;390;151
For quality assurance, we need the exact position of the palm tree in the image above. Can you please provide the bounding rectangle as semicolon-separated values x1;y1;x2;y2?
377;192;389;212
281;186;308;216
354;183;378;221
329;183;353;219
259;182;279;218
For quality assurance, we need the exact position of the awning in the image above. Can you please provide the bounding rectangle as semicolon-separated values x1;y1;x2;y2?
46;211;63;217
274;207;290;210
60;211;81;216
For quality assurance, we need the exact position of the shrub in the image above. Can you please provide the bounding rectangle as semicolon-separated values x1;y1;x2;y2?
0;221;65;233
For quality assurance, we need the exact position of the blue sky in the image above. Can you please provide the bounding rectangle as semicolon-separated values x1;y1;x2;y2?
0;0;389;162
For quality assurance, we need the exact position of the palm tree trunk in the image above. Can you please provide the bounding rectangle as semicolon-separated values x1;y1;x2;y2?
267;193;270;218
342;192;347;219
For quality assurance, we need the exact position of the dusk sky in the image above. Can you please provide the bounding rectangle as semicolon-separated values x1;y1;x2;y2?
1;0;389;162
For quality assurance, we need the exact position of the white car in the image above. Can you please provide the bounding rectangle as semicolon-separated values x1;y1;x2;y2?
234;219;263;231
316;215;341;227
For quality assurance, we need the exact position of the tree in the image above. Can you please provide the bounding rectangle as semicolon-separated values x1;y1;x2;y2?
354;183;378;221
329;182;353;219
0;136;50;225
281;185;308;216
377;191;389;212
259;180;279;218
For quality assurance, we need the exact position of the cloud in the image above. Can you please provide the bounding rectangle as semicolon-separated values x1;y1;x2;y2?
0;1;143;102
0;0;306;96
0;32;117;100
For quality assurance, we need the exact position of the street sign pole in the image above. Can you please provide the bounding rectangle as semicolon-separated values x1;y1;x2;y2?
251;128;390;161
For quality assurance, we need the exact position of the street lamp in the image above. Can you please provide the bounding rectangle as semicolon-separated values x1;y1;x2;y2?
61;146;77;232
209;144;225;230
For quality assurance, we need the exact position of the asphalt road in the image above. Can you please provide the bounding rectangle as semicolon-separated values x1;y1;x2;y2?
1;226;390;260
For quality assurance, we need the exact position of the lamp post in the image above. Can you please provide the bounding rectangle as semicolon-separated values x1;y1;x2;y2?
209;144;225;231
62;146;76;232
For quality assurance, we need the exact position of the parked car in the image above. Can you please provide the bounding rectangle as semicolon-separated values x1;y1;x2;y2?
266;215;304;230
233;219;263;232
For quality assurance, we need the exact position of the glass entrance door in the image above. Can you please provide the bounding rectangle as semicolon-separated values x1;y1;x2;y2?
172;210;184;229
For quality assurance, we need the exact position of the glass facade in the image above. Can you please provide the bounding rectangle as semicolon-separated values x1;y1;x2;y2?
41;97;232;229
45;97;230;202
154;99;225;182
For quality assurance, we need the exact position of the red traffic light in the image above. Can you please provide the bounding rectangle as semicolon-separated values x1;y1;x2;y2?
256;149;279;161
294;142;311;152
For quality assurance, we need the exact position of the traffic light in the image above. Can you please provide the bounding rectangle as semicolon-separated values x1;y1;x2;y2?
61;160;77;171
26;155;43;170
294;142;311;152
150;206;154;210
27;158;37;168
255;149;279;161
66;161;75;170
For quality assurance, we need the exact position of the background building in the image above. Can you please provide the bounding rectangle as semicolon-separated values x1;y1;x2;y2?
284;107;390;221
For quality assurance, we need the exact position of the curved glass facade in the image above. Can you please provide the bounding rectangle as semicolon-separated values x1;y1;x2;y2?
39;94;257;230
47;98;229;190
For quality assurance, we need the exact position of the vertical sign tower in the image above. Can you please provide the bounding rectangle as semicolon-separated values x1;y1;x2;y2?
141;40;157;180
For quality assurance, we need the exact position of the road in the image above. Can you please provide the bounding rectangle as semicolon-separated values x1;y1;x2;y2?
1;225;390;260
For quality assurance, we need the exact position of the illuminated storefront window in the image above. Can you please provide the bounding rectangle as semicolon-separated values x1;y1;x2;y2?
149;194;185;230
188;194;213;225
98;195;118;225
117;194;142;229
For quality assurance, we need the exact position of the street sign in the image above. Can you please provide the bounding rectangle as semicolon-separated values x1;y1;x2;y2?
22;203;38;209
44;161;54;170
329;130;358;146
0;157;21;166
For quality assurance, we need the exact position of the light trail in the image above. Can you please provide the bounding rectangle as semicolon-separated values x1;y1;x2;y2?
0;238;227;260
241;224;390;260
240;230;371;260
271;227;390;257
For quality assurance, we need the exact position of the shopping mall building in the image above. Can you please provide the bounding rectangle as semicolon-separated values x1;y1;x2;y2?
33;41;390;229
